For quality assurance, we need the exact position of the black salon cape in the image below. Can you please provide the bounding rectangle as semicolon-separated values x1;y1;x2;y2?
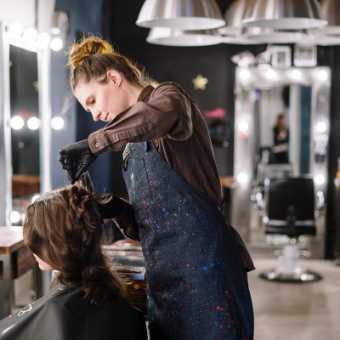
0;284;147;340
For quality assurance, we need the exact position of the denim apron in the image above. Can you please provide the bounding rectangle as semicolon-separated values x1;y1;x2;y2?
123;141;254;340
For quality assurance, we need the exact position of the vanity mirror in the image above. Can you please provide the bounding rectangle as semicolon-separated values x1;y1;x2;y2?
232;66;331;258
0;22;51;227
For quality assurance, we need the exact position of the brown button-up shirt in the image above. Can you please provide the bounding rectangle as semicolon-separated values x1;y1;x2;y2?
88;82;255;271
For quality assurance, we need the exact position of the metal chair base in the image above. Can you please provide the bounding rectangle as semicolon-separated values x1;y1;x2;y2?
259;268;322;283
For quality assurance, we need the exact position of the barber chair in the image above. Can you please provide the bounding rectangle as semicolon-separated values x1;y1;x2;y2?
260;176;322;282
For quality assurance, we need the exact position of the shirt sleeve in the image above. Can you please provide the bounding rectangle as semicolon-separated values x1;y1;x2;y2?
88;83;193;155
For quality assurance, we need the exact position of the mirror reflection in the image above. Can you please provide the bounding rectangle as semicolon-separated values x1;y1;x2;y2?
10;45;40;224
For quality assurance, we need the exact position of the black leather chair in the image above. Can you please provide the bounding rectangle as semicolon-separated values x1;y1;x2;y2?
260;176;322;282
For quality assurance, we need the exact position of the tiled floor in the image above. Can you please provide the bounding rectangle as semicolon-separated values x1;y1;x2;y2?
10;258;340;339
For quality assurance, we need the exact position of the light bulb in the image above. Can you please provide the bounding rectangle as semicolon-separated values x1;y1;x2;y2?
31;194;40;203
10;211;21;223
11;116;24;130
237;172;248;183
315;175;325;185
240;69;250;80
266;69;276;80
238;121;249;132
37;32;51;46
318;70;328;81
23;28;38;42
9;22;23;37
316;122;327;133
292;70;302;80
27;117;40;130
51;117;64;130
50;37;63;51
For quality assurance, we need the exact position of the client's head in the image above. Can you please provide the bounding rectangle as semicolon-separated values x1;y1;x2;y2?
23;182;123;306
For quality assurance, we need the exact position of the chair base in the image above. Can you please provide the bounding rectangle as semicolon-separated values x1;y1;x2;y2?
259;268;322;283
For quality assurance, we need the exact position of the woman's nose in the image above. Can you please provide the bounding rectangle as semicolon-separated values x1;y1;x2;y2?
92;111;101;121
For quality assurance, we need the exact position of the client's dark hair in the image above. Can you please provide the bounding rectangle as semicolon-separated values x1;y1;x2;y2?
23;182;124;306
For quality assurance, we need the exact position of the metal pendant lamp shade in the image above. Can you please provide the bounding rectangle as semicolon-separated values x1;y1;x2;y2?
317;0;340;34
146;27;222;46
219;0;250;36
313;34;340;45
136;0;225;30
221;35;265;45
245;27;314;43
242;0;327;29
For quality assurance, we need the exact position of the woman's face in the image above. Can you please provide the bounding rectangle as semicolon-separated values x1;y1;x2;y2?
74;70;130;122
33;254;53;271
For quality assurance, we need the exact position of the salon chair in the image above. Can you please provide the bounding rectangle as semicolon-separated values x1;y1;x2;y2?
260;176;322;282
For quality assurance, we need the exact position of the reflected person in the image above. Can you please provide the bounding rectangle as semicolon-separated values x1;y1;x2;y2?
272;114;289;163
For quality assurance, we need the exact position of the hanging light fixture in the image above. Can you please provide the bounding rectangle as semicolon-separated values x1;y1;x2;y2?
316;0;340;35
242;0;327;29
244;27;314;43
219;0;250;36
136;0;225;30
221;31;265;45
146;27;222;46
313;34;340;45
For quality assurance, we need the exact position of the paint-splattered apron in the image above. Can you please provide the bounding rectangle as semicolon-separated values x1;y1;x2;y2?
123;141;254;340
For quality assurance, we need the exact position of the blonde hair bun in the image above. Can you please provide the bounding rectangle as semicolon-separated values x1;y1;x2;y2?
68;36;115;69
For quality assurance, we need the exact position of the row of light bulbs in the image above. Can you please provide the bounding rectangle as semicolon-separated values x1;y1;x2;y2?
239;69;329;82
8;22;63;51
237;172;326;185
10;194;40;224
11;116;65;130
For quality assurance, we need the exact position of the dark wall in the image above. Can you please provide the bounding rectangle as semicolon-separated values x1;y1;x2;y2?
53;0;112;193
101;0;266;196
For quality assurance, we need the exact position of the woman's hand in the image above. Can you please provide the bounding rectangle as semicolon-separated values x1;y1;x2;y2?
58;139;98;184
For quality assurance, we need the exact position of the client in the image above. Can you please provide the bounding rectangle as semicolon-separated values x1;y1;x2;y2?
0;182;147;340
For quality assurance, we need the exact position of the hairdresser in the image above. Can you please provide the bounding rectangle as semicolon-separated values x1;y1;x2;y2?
58;36;255;340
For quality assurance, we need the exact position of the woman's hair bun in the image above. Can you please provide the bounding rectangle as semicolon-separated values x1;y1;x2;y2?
68;35;115;69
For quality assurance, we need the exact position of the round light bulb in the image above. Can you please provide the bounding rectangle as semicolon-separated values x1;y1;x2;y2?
10;211;21;224
11;116;24;130
23;28;38;42
238;121;249;132
266;69;276;80
51;117;64;130
237;172;248;184
9;22;23;37
37;32;51;46
316;122;327;133
27;117;40;130
317;191;324;197
292;70;302;80
318;70;328;81
315;175;325;185
50;37;63;51
31;194;40;203
240;69;250;80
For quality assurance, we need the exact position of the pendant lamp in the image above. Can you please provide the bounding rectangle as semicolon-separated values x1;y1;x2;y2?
219;0;250;36
317;0;340;35
136;0;225;30
245;28;314;43
313;34;340;46
146;27;222;46
242;0;327;29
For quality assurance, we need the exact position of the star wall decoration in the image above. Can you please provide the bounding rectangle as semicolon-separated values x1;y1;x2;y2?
192;74;208;90
33;81;39;92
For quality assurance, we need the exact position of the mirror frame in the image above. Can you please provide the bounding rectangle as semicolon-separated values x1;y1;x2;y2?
0;23;52;226
232;66;331;259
